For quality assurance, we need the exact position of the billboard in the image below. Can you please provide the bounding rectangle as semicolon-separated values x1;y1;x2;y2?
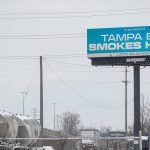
87;26;150;58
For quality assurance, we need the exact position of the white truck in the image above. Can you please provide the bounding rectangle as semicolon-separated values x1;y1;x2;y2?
80;129;100;150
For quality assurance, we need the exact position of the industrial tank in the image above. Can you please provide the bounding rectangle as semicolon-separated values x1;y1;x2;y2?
0;111;18;142
14;114;41;146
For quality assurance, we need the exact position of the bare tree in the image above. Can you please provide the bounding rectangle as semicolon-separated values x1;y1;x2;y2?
127;95;150;136
127;95;150;135
141;95;150;135
57;111;80;136
128;125;133;136
100;126;111;136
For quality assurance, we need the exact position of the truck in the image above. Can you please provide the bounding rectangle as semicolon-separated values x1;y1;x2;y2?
80;129;101;150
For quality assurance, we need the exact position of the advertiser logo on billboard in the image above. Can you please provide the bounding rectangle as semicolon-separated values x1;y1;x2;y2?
87;26;150;58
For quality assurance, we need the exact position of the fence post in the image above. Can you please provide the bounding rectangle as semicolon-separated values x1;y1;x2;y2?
139;131;142;150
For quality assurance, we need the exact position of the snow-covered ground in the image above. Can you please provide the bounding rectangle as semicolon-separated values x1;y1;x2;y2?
32;146;54;150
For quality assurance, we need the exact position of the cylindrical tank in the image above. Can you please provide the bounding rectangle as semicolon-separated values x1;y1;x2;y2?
0;111;18;142
14;114;41;146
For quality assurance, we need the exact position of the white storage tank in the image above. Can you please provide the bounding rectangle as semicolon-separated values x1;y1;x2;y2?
0;111;18;142
14;114;41;146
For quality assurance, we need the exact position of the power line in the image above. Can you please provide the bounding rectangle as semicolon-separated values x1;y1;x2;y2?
0;56;39;59
45;70;125;73
0;35;85;39
44;54;86;58
44;60;125;109
1;7;150;15
25;60;39;94
45;59;131;72
44;60;109;108
46;59;92;68
0;54;86;59
0;10;149;20
0;33;85;40
0;33;85;37
45;79;123;85
44;56;129;69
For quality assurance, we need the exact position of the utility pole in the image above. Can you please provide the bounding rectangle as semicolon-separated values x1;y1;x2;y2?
122;66;129;135
20;92;27;115
40;56;43;137
134;65;141;150
52;103;56;131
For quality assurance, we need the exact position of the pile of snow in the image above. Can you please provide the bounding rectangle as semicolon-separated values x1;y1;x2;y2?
32;146;54;150
43;146;54;150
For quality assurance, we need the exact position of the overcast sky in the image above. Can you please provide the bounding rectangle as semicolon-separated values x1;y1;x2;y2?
0;0;150;131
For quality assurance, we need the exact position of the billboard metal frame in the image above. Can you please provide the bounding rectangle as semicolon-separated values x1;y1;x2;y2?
87;26;150;66
90;55;150;66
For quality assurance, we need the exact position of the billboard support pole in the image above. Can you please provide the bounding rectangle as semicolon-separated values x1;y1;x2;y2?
134;65;141;150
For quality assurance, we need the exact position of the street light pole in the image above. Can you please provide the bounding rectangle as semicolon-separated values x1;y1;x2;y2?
52;103;56;131
20;92;27;115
